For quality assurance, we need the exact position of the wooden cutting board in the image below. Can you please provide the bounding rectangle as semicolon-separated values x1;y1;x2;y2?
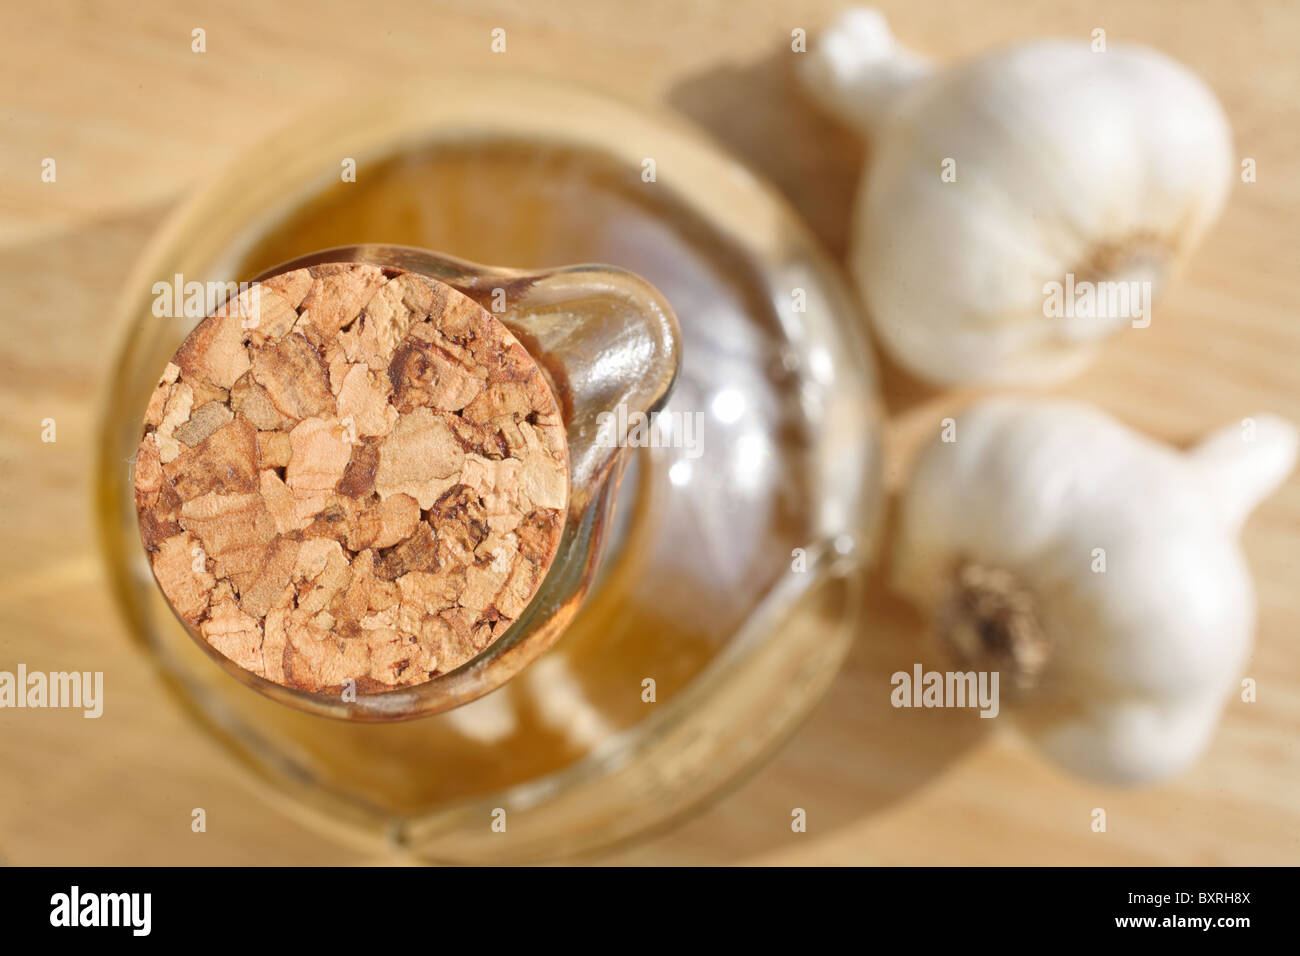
1;0;1296;864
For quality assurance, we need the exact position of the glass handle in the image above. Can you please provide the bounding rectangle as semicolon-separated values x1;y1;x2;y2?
462;265;681;499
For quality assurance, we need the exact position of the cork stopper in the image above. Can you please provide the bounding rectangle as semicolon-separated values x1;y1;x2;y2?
133;263;569;694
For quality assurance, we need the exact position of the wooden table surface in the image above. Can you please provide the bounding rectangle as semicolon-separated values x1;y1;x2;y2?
1;0;1297;865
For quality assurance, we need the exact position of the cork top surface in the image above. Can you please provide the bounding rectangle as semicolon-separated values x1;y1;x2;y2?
133;263;569;693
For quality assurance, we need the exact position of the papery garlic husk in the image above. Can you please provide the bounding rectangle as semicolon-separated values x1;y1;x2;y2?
800;8;1234;386
893;398;1297;784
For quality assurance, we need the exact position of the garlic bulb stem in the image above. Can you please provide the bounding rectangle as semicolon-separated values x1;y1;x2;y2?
801;8;931;133
1188;415;1299;532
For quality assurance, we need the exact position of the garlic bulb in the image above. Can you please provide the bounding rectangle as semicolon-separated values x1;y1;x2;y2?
800;8;1234;386
893;398;1296;783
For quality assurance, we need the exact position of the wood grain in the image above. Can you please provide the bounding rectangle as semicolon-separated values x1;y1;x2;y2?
1;0;1297;865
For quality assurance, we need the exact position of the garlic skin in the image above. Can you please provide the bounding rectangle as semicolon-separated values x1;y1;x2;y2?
801;9;1234;386
893;399;1296;783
